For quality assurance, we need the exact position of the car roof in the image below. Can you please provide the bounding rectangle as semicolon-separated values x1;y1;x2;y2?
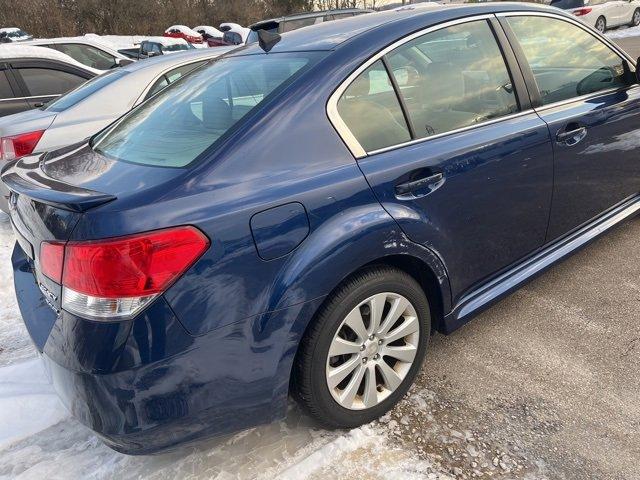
21;37;122;54
249;8;373;28
237;3;564;54
119;46;235;73
0;44;101;72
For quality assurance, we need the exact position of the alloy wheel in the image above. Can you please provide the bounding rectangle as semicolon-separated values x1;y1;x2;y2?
634;10;640;25
596;17;606;32
325;292;420;410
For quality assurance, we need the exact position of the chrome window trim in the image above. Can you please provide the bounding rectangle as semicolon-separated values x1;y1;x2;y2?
327;10;639;159
0;94;60;102
327;14;495;159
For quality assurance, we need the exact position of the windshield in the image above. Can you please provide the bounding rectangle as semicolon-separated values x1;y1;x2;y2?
8;30;28;38
165;43;191;51
549;0;586;9
93;52;323;167
45;69;128;112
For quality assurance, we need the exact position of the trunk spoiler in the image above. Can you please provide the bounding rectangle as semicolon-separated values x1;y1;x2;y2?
1;160;116;213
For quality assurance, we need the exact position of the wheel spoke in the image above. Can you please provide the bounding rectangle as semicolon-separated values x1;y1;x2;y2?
384;315;419;344
378;296;409;336
378;360;403;391
327;355;360;389
362;364;379;408
382;344;417;363
329;337;362;357
344;308;368;342
339;364;366;408
367;294;385;335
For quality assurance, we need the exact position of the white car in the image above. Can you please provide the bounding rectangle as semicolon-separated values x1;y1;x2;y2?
551;0;640;32
19;37;133;70
0;27;32;43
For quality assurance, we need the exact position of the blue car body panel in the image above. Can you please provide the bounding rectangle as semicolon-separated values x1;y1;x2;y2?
3;2;640;453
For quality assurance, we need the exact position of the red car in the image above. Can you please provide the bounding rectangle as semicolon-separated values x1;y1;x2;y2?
163;25;203;44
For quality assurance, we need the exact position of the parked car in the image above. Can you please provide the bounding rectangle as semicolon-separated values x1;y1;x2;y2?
204;23;251;47
20;38;134;70
550;0;640;31
0;47;233;212
0;45;98;118
193;25;224;42
246;8;373;43
139;37;194;57
164;25;203;45
4;3;640;454
0;27;32;43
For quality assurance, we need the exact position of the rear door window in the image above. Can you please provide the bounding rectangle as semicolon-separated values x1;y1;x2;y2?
385;19;519;140
337;60;411;152
506;16;633;105
17;67;86;96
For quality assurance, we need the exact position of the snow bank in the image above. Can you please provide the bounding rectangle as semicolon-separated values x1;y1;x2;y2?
0;358;68;450
607;25;640;38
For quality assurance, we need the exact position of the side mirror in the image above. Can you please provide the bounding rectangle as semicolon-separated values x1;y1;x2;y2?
577;66;615;96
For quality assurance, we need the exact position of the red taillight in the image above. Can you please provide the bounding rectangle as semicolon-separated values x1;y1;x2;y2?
40;242;65;283
40;226;209;320
573;7;592;16
63;226;210;298
0;130;45;161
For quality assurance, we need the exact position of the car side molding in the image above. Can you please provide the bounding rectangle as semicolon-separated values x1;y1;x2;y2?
443;194;640;333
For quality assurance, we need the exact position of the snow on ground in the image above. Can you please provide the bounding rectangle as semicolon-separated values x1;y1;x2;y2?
0;212;447;480
606;25;640;38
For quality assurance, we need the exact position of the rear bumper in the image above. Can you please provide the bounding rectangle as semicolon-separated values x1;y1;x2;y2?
13;243;323;454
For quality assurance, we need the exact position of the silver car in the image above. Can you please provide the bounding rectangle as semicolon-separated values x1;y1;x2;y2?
0;47;233;212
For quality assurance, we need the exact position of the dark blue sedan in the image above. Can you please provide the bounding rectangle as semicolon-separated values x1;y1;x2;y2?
3;2;640;454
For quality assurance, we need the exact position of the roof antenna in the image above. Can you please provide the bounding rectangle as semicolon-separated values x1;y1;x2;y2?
258;29;281;53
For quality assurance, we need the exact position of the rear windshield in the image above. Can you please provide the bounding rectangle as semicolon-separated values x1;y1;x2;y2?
550;0;586;9
45;69;128;112
92;52;323;167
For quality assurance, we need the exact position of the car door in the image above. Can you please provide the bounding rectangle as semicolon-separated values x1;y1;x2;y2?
330;17;554;301
501;13;640;240
10;60;90;109
0;64;29;117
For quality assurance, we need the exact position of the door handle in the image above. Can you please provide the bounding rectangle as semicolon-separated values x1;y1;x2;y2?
395;172;444;197
556;125;587;146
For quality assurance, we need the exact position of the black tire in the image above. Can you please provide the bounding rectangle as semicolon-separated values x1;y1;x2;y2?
631;8;640;26
596;16;607;33
292;266;431;429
